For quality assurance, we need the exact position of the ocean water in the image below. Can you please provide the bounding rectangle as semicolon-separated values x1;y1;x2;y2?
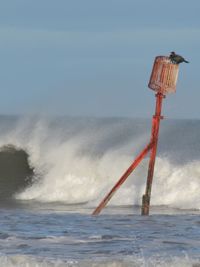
0;115;200;266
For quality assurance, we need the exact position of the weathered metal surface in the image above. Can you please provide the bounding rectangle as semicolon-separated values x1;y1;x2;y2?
92;55;180;216
141;92;164;215
148;56;179;94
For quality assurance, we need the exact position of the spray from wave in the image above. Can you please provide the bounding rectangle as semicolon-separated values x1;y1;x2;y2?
0;115;200;210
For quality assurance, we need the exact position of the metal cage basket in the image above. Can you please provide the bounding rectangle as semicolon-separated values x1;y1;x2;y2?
148;56;179;94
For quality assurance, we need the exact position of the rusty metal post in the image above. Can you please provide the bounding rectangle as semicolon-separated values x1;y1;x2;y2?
141;92;164;215
141;56;179;215
92;55;180;216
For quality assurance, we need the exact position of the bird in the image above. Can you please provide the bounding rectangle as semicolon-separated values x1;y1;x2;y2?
169;52;189;64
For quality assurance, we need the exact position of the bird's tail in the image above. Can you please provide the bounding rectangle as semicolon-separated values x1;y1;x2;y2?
184;59;189;63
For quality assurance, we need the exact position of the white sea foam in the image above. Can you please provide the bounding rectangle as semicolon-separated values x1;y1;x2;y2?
1;116;200;210
0;254;199;267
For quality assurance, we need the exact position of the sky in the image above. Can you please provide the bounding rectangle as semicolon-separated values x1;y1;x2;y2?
0;0;199;119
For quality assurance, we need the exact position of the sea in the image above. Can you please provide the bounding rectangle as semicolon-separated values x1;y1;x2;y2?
0;115;200;267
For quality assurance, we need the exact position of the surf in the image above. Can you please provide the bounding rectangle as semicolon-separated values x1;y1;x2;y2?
0;115;200;210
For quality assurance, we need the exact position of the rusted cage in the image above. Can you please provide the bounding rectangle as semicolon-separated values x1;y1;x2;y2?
148;56;179;94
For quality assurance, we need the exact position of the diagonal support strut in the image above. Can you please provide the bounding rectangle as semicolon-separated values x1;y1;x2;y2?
92;141;153;215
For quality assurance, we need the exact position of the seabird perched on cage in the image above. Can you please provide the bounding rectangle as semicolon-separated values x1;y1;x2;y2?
169;52;189;64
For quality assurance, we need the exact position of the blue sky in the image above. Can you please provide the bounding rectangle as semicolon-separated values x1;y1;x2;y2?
0;0;199;118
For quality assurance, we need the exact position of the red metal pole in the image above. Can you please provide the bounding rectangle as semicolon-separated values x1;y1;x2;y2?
141;92;165;215
92;141;153;215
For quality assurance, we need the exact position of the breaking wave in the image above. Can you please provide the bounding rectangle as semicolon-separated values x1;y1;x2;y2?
0;144;33;201
0;115;200;210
